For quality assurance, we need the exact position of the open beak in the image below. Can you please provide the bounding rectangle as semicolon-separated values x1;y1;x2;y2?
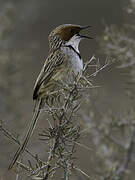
79;26;93;39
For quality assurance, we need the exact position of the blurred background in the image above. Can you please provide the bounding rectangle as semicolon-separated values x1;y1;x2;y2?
0;0;135;179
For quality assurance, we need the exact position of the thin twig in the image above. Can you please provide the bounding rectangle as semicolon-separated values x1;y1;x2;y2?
0;121;45;164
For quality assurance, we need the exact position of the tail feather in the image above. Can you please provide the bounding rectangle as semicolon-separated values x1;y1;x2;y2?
9;99;42;170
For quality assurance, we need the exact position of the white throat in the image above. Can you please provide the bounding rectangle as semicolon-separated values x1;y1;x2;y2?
65;35;81;53
61;35;83;75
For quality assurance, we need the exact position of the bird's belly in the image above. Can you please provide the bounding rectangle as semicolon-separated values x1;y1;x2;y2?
62;47;83;75
69;53;83;75
50;47;83;87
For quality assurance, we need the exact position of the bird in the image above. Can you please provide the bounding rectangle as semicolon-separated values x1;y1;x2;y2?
9;24;91;169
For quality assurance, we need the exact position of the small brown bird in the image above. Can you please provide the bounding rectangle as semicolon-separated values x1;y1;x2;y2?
9;24;91;169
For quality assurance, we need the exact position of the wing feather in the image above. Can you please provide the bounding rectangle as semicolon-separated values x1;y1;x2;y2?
33;49;64;100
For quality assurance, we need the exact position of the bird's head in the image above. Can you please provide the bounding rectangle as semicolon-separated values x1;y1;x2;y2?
49;24;92;51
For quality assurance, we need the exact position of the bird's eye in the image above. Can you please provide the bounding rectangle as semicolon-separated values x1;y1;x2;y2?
70;29;75;34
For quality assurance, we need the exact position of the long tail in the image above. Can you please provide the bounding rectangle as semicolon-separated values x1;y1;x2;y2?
9;98;42;170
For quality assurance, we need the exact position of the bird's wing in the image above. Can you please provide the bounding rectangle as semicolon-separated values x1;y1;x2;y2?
33;49;65;100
